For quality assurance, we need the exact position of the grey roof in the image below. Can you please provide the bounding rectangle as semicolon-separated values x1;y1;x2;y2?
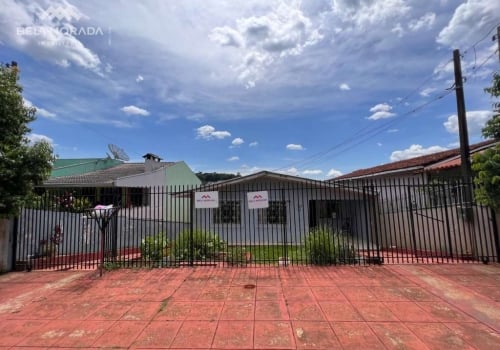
44;162;176;187
176;170;367;196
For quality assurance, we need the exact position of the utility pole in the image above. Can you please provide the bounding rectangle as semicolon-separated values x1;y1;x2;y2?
497;26;500;62
452;49;473;208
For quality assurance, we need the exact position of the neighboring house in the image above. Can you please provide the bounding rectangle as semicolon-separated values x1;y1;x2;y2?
188;171;375;247
330;140;499;260
44;153;201;221
333;139;498;183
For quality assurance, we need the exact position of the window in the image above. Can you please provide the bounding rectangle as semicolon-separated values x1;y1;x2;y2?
214;201;241;224
259;201;286;224
128;187;150;206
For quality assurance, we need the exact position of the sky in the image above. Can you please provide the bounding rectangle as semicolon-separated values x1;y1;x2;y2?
1;0;499;180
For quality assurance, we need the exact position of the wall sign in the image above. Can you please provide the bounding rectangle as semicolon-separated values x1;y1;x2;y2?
247;191;269;209
195;191;219;208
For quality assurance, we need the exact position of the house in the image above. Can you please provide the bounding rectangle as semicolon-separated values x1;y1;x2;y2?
187;171;376;247
43;153;201;221
333;139;498;183
330;140;499;261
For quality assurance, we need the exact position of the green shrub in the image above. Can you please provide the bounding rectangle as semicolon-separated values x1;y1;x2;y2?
305;227;356;265
71;197;91;212
141;233;170;262
226;246;246;266
174;230;225;261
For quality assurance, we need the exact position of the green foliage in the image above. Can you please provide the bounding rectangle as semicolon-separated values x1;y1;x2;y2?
304;227;356;265
472;144;500;209
482;116;500;140
24;192;91;213
472;71;500;210
71;197;92;212
483;72;500;140
226;246;247;266
195;172;241;184
0;63;54;218
141;233;170;262
174;230;225;261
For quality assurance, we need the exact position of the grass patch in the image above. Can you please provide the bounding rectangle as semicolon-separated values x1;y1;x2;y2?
244;245;306;265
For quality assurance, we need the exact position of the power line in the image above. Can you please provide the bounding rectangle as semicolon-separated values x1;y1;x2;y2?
273;25;500;174
273;88;455;172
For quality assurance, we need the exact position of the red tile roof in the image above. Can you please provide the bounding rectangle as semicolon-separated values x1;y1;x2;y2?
334;140;497;180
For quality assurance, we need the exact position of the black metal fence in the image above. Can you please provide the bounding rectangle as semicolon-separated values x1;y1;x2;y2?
14;178;500;270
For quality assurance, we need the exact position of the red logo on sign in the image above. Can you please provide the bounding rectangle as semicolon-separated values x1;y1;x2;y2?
201;195;211;199
253;195;263;199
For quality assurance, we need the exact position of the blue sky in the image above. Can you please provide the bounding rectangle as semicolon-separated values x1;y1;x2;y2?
1;0;499;179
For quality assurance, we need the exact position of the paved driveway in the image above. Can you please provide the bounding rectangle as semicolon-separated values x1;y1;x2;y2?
1;264;499;349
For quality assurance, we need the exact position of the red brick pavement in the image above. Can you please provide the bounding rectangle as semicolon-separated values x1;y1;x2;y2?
0;264;499;349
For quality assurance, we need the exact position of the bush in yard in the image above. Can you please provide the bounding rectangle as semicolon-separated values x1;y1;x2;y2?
141;233;170;262
174;230;225;261
226;246;246;266
305;227;356;265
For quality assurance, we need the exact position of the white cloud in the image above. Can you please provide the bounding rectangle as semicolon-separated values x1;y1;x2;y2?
443;110;493;138
120;105;150;116
0;1;102;72
196;125;231;140
249;141;259;147
27;133;54;145
286;143;304;151
209;26;244;47
367;103;396;120
331;0;411;29
377;142;382;147
23;98;56;119
420;87;437;97
227;156;239;162
391;23;404;37
283;167;299;176
327;168;343;178
210;1;323;87
388;129;399;133
136;75;144;82
231;137;244;146
437;0;500;48
408;12;436;31
303;169;322;175
390;144;448;161
339;83;350;91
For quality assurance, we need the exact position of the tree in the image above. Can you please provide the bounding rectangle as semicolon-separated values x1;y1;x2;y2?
472;71;500;209
0;62;54;218
482;72;500;139
195;172;241;184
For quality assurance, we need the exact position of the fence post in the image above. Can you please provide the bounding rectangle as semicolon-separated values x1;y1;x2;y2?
362;185;371;263
189;188;194;267
442;184;454;260
281;188;288;267
407;185;418;260
491;208;500;263
370;183;381;263
11;217;18;271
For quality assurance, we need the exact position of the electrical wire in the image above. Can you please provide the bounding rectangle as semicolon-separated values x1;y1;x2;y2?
273;24;500;175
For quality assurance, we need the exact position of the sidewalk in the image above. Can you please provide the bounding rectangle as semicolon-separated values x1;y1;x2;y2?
1;264;499;349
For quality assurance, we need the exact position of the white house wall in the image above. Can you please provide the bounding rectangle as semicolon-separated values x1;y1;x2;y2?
192;182;371;246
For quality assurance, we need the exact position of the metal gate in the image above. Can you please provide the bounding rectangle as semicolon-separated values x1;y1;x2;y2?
13;180;500;271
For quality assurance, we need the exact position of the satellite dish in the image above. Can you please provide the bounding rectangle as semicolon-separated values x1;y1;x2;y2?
108;144;130;161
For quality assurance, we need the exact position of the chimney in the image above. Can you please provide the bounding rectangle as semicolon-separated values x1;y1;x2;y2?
143;153;163;172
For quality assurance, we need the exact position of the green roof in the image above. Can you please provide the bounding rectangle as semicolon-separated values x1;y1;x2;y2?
51;158;123;178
